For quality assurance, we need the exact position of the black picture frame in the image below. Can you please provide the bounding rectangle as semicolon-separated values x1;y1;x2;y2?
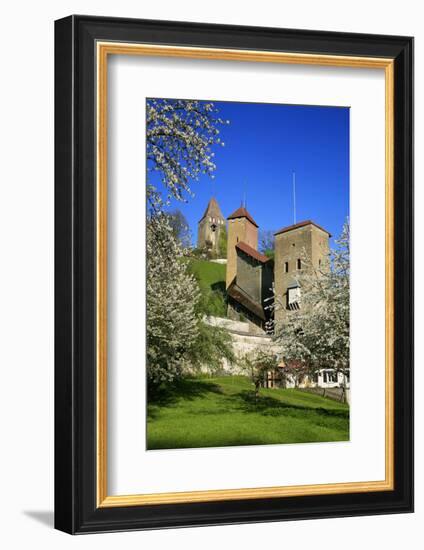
55;15;414;534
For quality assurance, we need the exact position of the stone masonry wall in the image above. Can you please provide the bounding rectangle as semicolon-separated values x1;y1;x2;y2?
204;315;276;374
274;224;329;325
226;217;258;288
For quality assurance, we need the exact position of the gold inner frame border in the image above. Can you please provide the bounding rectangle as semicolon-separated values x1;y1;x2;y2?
96;41;394;508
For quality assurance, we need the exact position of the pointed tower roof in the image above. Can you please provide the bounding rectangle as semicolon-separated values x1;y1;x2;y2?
199;197;225;223
227;206;258;228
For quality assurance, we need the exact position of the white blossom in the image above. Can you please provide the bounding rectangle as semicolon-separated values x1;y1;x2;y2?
146;214;200;384
146;98;228;206
145;98;230;385
272;220;350;381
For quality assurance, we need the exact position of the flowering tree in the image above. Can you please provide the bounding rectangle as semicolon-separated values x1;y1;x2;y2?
147;98;228;207
146;99;230;386
240;348;280;404
147;215;200;385
273;221;350;385
165;209;192;248
280;360;311;388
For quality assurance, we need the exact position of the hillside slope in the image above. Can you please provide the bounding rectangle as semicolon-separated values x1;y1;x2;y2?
187;258;227;317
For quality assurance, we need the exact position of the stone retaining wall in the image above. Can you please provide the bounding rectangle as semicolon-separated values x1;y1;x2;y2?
204;315;276;374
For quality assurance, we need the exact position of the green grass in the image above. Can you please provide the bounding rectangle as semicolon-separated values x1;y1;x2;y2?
147;375;350;450
187;258;227;317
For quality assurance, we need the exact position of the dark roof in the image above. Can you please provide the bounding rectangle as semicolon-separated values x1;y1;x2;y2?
274;220;331;237
287;279;300;289
199;197;225;223
227;282;266;321
236;241;271;264
227;206;258;227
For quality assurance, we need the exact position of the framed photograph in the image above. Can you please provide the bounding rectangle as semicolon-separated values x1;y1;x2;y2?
54;15;413;534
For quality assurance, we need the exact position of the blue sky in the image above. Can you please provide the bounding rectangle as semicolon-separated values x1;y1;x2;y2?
152;100;349;245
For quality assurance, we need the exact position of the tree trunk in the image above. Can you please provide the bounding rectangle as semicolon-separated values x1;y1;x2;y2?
255;381;260;405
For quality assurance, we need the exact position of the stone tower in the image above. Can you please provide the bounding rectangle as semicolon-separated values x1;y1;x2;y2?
226;206;259;288
197;197;225;255
274;220;330;325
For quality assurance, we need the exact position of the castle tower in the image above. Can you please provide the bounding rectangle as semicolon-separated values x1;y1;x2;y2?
226;206;259;288
274;220;330;325
197;197;225;255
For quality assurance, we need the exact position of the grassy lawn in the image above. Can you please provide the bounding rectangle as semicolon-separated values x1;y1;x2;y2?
147;375;349;450
187;258;227;317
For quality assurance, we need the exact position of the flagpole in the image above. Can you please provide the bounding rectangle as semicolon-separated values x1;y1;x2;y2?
293;171;296;224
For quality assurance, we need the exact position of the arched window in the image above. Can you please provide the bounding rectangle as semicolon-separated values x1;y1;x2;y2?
297;258;302;270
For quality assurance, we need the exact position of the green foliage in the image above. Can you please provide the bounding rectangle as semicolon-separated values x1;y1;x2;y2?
218;225;227;258
188;258;226;290
187;259;227;317
187;321;235;375
147;376;349;449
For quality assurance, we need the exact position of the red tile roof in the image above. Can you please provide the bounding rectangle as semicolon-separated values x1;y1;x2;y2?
236;241;271;264
227;206;258;227
274;220;331;237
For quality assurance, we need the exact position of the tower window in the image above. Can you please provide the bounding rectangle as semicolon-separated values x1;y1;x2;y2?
287;286;301;310
319;259;322;268
236;237;239;243
284;262;289;273
297;259;302;270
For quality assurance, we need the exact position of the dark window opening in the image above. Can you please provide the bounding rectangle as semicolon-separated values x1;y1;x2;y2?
297;258;302;270
284;261;289;273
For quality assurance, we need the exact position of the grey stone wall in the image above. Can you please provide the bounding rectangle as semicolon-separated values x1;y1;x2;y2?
236;252;262;303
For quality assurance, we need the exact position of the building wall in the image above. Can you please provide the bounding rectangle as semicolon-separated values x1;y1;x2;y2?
226;217;258;288
236;252;262;303
274;225;329;325
310;226;330;270
197;216;225;254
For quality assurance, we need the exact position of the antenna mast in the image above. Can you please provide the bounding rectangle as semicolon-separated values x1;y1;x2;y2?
292;171;296;224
